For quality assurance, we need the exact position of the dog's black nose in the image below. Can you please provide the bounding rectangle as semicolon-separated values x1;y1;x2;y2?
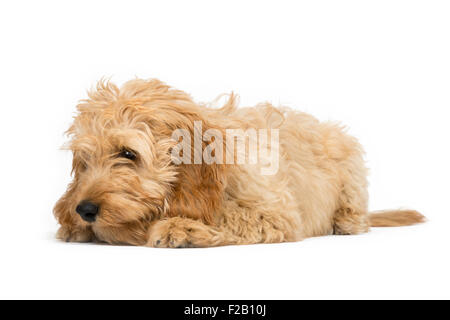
76;201;99;222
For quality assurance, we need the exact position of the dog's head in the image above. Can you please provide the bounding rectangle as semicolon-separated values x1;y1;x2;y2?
54;79;230;245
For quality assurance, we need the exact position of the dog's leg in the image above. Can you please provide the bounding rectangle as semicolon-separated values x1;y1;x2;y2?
148;202;301;248
333;176;370;235
147;217;236;248
328;137;371;235
56;226;94;243
333;207;369;235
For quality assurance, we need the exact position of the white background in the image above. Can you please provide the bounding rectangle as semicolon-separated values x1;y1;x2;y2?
0;0;449;299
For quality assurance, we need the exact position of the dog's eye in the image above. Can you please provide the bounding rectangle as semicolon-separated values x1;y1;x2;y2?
119;149;137;160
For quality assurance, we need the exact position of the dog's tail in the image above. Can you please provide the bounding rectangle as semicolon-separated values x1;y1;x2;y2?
369;209;426;227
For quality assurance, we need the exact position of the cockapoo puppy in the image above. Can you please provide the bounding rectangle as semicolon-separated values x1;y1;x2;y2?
54;78;424;247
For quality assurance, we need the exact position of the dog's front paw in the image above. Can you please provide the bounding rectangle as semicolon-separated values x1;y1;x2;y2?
56;227;93;243
148;217;221;248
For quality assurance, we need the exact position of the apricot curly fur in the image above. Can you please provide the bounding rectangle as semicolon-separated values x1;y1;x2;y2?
54;78;425;247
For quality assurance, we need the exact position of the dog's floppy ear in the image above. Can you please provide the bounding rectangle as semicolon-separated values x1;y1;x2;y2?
53;179;79;233
168;161;227;225
54;147;92;232
166;116;228;225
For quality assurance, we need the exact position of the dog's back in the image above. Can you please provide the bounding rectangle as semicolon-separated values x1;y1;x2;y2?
227;103;424;238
